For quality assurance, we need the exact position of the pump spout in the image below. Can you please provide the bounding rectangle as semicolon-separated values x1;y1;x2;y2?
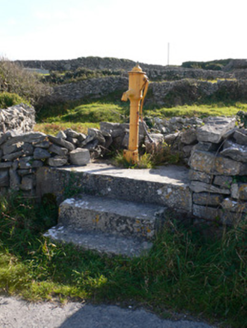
121;89;134;102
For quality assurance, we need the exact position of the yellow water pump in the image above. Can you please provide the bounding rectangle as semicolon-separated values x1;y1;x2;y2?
121;65;149;164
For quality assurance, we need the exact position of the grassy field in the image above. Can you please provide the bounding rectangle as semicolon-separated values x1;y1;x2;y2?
0;192;246;328
35;101;246;135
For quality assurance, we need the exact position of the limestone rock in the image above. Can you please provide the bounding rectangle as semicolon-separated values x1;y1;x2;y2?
34;141;50;149
34;148;51;160
189;169;213;184
69;148;90;165
19;157;33;169
2;150;23;161
0;162;12;169
18;169;34;176
20;175;35;191
56;131;67;139
213;175;232;189
190;181;230;194
64;128;80;138
0;170;9;187
221;140;247;162
180;129;197;145
3;132;46;146
196;117;236;143
231;183;239;199
9;169;20;190
193;204;219;221
189;150;243;175
233;129;247;145
47;156;68;167
49;144;68;156
0;104;35;133
238;183;247;200
193;192;224;206
31;160;44;168
221;198;239;210
87;128;106;145
77;133;87;143
48;135;75;151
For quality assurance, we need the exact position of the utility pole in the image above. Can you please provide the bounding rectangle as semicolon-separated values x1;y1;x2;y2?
167;42;170;66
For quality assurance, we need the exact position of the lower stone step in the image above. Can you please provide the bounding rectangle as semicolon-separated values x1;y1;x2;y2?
58;194;167;240
44;225;153;257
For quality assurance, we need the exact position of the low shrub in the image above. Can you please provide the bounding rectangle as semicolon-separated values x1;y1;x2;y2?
0;58;50;105
0;92;29;108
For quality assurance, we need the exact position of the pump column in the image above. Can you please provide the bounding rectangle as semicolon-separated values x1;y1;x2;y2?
121;65;148;164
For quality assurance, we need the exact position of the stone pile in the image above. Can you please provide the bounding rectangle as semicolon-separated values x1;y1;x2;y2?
188;116;247;224
99;121;148;150
144;117;203;162
0;104;35;133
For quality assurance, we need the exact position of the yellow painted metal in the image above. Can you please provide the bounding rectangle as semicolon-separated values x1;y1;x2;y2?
121;65;149;164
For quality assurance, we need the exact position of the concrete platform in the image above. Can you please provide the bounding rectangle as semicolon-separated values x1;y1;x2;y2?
37;163;192;213
60;162;190;185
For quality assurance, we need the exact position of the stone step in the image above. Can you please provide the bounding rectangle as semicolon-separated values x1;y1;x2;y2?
58;194;167;240
44;225;153;257
37;163;192;213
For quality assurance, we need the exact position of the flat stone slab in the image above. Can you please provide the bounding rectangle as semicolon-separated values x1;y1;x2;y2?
60;163;190;185
36;163;192;213
44;225;153;257
59;195;166;240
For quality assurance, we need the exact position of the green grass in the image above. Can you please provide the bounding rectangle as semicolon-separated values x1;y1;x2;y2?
33;100;246;139
34;122;99;136
0;191;246;327
145;102;247;118
0;92;30;108
36;100;129;123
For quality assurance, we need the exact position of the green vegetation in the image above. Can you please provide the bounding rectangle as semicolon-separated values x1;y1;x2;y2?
182;59;232;70
0;191;246;327
40;68;125;85
113;144;182;169
0;92;29;108
34;122;99;136
145;102;246;118
35;101;129;135
34;100;245;136
0;58;50;106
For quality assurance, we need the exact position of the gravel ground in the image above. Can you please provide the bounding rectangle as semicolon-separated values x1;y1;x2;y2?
0;296;217;328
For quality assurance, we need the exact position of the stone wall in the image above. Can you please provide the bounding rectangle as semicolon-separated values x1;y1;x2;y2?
1;104;247;226
44;76;128;104
0;104;35;133
15;56;166;72
188;118;247;225
0;105;149;196
41;77;247;107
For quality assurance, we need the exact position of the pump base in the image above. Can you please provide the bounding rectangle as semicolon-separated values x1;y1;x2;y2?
123;149;139;165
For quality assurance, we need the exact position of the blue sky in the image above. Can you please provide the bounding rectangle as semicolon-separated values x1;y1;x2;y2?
0;0;246;65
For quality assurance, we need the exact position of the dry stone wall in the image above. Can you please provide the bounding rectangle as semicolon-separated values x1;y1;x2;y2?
1;104;247;227
188;118;247;225
41;77;247;107
0;104;35;133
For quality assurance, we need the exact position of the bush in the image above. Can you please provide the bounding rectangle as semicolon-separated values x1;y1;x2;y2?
0;58;51;105
0;92;29;108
